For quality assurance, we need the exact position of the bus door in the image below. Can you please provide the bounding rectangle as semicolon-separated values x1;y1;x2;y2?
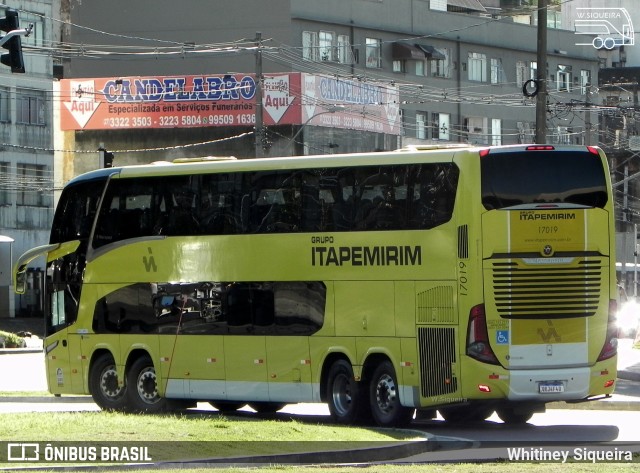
222;283;270;402
14;241;87;394
47;244;89;394
157;283;227;399
265;282;325;403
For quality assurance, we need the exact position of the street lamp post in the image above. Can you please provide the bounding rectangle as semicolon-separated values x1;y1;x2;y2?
290;105;346;156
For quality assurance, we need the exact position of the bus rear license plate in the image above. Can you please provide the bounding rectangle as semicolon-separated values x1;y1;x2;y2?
539;383;564;393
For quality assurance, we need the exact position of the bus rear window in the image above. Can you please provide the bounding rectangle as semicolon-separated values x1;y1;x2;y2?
481;150;608;210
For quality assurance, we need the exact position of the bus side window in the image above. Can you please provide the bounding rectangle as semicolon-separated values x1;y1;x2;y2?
332;170;355;230
224;283;275;330
408;163;459;229
300;180;321;232
165;187;200;236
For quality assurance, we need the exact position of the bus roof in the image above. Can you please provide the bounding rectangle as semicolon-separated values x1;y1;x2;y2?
64;144;603;185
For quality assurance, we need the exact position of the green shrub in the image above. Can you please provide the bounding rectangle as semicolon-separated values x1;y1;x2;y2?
0;330;24;348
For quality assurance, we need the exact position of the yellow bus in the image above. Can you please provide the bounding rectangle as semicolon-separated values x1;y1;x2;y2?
14;144;618;426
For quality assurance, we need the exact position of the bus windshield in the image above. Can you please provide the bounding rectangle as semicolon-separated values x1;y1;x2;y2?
50;178;106;244
481;149;608;210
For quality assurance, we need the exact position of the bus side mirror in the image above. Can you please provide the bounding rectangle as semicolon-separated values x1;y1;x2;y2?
12;243;62;295
14;264;27;294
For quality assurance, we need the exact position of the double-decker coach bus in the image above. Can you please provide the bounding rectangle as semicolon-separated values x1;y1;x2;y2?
14;144;618;426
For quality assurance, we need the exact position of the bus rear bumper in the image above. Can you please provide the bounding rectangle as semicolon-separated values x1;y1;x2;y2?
507;360;617;401
507;367;591;401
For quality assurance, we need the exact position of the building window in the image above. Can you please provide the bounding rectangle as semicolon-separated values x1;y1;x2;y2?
530;61;537;80
517;121;534;143
17;164;50;207
0;88;9;123
465;116;488;144
337;34;351;64
366;38;382;68
580;69;591;95
393;60;406;73
16;93;46;125
319;31;336;61
557;65;572;92
468;52;487;82
415;60;425;76
20;11;44;47
430;48;450;78
0;162;9;205
553;126;571;144
491;118;502;145
302;31;319;61
416;112;427;139
432;113;450;141
516;61;527;86
490;58;506;84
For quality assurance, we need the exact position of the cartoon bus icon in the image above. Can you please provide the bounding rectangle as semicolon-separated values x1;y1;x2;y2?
575;7;635;50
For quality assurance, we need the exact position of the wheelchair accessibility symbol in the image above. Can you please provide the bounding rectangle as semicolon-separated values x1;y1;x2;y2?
496;330;509;345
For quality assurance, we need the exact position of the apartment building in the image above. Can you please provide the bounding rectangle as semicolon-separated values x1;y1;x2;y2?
0;1;56;317
55;0;601;175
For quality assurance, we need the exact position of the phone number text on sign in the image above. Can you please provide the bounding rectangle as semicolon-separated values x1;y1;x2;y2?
102;114;256;128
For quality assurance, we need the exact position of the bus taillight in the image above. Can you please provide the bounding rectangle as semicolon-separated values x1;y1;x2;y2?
525;145;555;151
466;304;499;365
587;146;599;156
597;299;619;362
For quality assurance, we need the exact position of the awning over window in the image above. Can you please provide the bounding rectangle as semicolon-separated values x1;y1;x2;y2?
415;44;446;60
392;42;426;60
447;0;487;13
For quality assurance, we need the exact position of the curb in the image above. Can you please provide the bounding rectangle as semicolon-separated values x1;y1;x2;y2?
618;369;640;382
0;347;43;355
169;436;473;466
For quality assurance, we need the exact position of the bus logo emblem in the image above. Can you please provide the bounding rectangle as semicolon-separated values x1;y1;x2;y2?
143;247;157;272
537;321;561;343
543;245;553;256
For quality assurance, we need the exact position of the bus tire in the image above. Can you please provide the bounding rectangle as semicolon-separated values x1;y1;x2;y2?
210;401;246;412
369;360;413;427
89;353;127;411
326;359;364;424
126;355;168;413
496;407;533;424
249;402;287;413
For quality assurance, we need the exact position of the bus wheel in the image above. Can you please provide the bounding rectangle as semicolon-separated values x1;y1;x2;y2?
89;354;127;411
326;359;363;424
210;401;246;412
439;405;494;423
369;361;413;427
126;355;167;413
249;402;287;413
496;407;533;424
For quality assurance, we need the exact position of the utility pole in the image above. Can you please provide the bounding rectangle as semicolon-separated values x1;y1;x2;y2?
584;81;591;146
535;0;547;144
255;32;264;158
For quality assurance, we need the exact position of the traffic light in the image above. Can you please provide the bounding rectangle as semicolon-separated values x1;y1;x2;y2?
0;9;25;73
98;148;114;168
